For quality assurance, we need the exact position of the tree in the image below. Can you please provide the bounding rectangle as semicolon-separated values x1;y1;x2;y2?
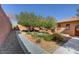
45;16;57;29
16;12;57;30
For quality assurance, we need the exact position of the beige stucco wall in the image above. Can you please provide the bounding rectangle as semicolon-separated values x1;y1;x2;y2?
58;21;79;36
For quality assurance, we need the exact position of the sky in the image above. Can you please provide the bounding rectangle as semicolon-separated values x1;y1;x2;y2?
2;4;79;21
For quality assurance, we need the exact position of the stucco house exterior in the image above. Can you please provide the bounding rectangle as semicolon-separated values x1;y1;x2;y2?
56;17;79;36
0;5;12;46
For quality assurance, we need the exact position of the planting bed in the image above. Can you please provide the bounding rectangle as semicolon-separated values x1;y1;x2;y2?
21;31;70;53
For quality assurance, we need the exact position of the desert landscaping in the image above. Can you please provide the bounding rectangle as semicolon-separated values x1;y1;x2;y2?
16;12;71;53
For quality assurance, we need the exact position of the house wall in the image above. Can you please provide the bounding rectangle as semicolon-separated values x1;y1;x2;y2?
0;5;12;46
58;21;79;36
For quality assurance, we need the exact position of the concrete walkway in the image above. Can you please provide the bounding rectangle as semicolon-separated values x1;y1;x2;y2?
0;30;25;54
53;37;79;54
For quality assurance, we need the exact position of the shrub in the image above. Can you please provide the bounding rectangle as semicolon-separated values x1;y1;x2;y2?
26;32;32;34
36;39;41;43
33;32;53;41
43;34;53;41
52;33;64;42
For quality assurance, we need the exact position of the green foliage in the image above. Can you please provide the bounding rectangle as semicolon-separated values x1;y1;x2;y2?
16;12;57;29
43;34;53;41
25;31;65;43
35;32;53;41
52;33;64;42
25;31;53;41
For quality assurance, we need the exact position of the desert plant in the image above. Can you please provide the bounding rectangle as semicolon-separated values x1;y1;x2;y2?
36;39;41;43
52;33;64;42
43;34;53;41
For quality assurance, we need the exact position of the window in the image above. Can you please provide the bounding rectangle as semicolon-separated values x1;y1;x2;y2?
66;24;70;30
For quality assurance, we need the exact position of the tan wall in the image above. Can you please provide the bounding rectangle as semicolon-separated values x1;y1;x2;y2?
58;21;79;36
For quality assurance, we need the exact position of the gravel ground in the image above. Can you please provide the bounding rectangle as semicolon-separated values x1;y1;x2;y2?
0;30;25;54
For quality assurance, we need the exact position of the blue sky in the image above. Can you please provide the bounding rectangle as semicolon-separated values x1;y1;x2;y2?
2;4;79;21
